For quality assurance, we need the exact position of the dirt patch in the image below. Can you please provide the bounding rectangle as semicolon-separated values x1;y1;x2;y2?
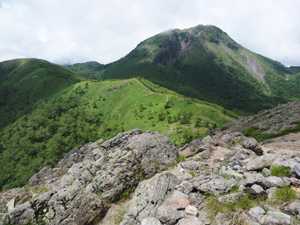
262;132;300;155
99;199;131;225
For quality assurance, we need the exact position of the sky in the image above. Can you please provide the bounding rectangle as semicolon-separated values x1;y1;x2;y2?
0;0;300;66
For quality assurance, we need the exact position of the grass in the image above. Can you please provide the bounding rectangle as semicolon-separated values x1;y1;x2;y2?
206;194;253;224
114;209;127;225
270;165;292;177
272;185;297;203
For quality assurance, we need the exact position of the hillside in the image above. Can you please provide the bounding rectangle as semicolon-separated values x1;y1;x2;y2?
0;58;84;129
220;100;300;142
65;61;104;79
69;25;300;114
0;78;235;190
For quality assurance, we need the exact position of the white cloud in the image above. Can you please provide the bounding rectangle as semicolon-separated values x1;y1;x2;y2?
0;0;299;66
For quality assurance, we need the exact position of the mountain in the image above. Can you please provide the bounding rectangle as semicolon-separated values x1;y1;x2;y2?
69;25;300;114
0;75;235;190
0;58;84;129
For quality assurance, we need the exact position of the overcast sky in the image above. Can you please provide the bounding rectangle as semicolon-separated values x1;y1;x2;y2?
0;0;300;66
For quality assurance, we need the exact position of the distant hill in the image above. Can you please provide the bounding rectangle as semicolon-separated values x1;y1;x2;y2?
0;77;235;190
66;61;104;79
70;25;300;114
0;58;84;129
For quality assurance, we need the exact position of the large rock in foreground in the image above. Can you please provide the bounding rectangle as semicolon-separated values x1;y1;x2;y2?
0;129;178;225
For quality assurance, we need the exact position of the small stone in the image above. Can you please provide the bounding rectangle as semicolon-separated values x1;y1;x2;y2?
233;165;242;171
248;206;265;222
251;184;265;194
182;172;193;180
262;168;271;176
265;176;284;188
184;205;198;216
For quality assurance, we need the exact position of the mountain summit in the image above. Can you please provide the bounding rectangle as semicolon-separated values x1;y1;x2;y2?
69;25;300;114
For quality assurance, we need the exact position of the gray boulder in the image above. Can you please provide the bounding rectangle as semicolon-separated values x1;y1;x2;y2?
2;130;179;225
176;181;193;195
193;175;236;196
244;156;276;171
244;173;266;187
157;206;185;225
272;156;300;170
260;211;291;225
281;201;300;219
242;137;263;156
179;161;208;171
120;173;180;225
248;206;265;222
294;165;300;179
265;176;284;188
251;184;265;194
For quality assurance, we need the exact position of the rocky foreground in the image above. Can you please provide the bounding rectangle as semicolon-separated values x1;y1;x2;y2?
0;129;300;225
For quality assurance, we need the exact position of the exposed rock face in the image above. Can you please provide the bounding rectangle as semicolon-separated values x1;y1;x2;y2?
120;173;180;225
0;130;178;225
1;129;300;225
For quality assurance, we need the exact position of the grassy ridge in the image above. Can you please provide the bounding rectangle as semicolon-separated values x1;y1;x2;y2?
0;58;84;129
0;78;235;190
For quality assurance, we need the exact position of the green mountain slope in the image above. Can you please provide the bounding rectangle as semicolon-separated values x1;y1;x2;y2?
0;58;84;129
73;25;300;114
66;61;104;79
0;78;235;190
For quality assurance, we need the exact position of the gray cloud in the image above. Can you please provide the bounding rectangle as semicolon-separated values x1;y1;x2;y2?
0;0;299;66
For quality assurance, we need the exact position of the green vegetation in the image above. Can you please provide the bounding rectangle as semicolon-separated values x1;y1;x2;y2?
0;78;233;191
66;61;104;79
272;185;297;203
206;194;253;224
114;209;127;225
270;165;292;177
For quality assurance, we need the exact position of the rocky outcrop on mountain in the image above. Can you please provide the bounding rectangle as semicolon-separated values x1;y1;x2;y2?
1;129;300;225
222;100;300;135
